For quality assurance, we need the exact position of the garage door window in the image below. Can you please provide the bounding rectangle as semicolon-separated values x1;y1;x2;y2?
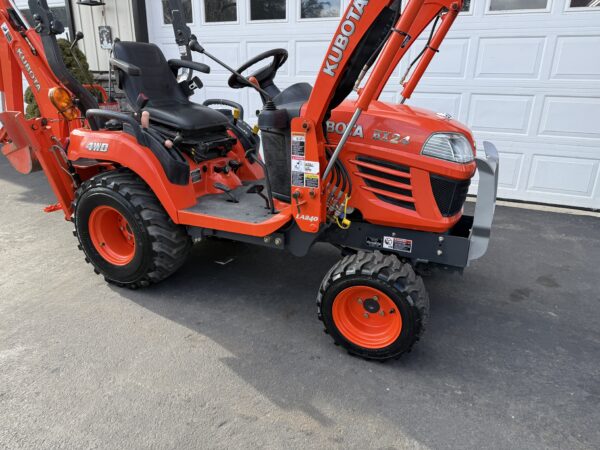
250;0;287;21
488;0;548;11
569;0;600;7
162;0;193;25
204;0;238;23
300;0;341;19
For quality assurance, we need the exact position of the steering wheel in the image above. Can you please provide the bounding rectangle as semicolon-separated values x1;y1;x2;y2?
228;48;288;91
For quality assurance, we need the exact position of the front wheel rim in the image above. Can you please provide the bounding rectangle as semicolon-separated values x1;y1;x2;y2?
88;205;136;266
332;286;402;349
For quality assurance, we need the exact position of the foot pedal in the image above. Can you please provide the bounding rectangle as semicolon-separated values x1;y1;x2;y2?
247;184;270;209
214;182;238;203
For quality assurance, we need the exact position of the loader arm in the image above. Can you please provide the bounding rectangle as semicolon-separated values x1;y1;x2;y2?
294;0;464;233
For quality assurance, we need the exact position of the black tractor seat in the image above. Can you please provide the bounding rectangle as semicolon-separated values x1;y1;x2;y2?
112;41;229;133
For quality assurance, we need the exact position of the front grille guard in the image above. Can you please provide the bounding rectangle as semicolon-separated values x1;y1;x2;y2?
468;141;500;263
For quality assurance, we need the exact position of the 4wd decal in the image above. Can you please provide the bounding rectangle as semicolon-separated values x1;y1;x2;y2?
86;142;109;153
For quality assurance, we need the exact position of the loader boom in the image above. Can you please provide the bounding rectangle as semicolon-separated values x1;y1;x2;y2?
294;0;464;232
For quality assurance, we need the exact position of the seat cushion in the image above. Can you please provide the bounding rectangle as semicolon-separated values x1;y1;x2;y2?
145;103;229;132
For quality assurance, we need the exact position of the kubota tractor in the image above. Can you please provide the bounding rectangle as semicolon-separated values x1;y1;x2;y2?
0;0;499;361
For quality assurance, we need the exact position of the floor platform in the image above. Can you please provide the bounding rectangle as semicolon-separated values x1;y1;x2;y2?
178;183;292;236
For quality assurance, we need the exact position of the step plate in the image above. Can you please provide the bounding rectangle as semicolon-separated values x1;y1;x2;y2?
178;183;292;237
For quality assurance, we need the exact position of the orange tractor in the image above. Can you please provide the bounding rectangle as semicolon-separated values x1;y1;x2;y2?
0;0;499;360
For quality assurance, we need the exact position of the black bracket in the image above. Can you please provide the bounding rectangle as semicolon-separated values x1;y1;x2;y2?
392;29;412;48
76;1;106;6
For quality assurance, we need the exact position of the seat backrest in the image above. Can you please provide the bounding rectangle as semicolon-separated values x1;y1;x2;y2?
113;41;188;108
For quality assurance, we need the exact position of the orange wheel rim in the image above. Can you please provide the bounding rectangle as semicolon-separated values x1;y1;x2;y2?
332;286;402;349
88;205;136;266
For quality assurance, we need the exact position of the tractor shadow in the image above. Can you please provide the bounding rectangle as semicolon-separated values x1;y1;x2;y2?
0;157;56;206
117;210;600;447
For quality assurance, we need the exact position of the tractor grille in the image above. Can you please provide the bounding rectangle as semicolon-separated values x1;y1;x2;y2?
352;156;415;211
430;175;471;217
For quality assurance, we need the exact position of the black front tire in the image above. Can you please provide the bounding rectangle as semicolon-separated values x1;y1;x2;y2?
73;169;191;289
318;251;429;361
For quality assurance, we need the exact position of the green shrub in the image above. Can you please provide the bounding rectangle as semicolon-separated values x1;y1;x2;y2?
25;38;99;119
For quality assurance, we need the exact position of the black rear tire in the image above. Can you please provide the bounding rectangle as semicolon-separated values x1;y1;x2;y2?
318;251;429;361
73;169;191;289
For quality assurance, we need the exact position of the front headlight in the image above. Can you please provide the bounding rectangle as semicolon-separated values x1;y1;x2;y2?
421;133;474;164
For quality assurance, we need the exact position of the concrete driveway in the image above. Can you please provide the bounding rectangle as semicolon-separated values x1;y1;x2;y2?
1;157;599;450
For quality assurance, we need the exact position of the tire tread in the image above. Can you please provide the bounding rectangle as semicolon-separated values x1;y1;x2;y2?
73;168;191;289
317;250;429;361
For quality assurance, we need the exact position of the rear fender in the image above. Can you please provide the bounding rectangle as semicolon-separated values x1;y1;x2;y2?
68;129;195;222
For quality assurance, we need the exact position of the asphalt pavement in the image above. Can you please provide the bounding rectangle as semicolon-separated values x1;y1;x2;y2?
1;157;599;449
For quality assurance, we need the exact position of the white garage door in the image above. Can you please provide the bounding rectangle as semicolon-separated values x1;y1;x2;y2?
147;0;600;209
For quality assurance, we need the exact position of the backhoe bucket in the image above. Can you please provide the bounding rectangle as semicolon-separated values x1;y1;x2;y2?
0;112;41;174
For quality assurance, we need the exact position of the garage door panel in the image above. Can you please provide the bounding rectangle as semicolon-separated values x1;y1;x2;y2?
539;96;600;139
409;92;463;118
412;38;470;79
528;155;598;197
551;35;600;81
156;42;181;60
203;43;241;75
295;41;328;77
247;91;264;121
496;151;525;190
468;94;534;135
475;36;546;79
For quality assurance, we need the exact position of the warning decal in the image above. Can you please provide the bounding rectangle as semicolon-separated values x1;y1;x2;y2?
304;161;319;175
382;236;413;253
291;159;305;173
305;174;319;188
291;171;304;187
291;133;305;158
291;133;306;187
1;23;13;43
290;133;320;188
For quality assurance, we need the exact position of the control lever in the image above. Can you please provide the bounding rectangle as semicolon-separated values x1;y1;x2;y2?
136;93;149;110
173;133;184;147
70;31;84;50
228;160;242;173
68;31;95;88
214;164;230;174
292;191;302;215
245;148;276;214
189;39;273;102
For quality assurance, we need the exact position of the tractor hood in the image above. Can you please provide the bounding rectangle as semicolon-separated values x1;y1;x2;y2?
325;99;477;180
329;99;476;154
